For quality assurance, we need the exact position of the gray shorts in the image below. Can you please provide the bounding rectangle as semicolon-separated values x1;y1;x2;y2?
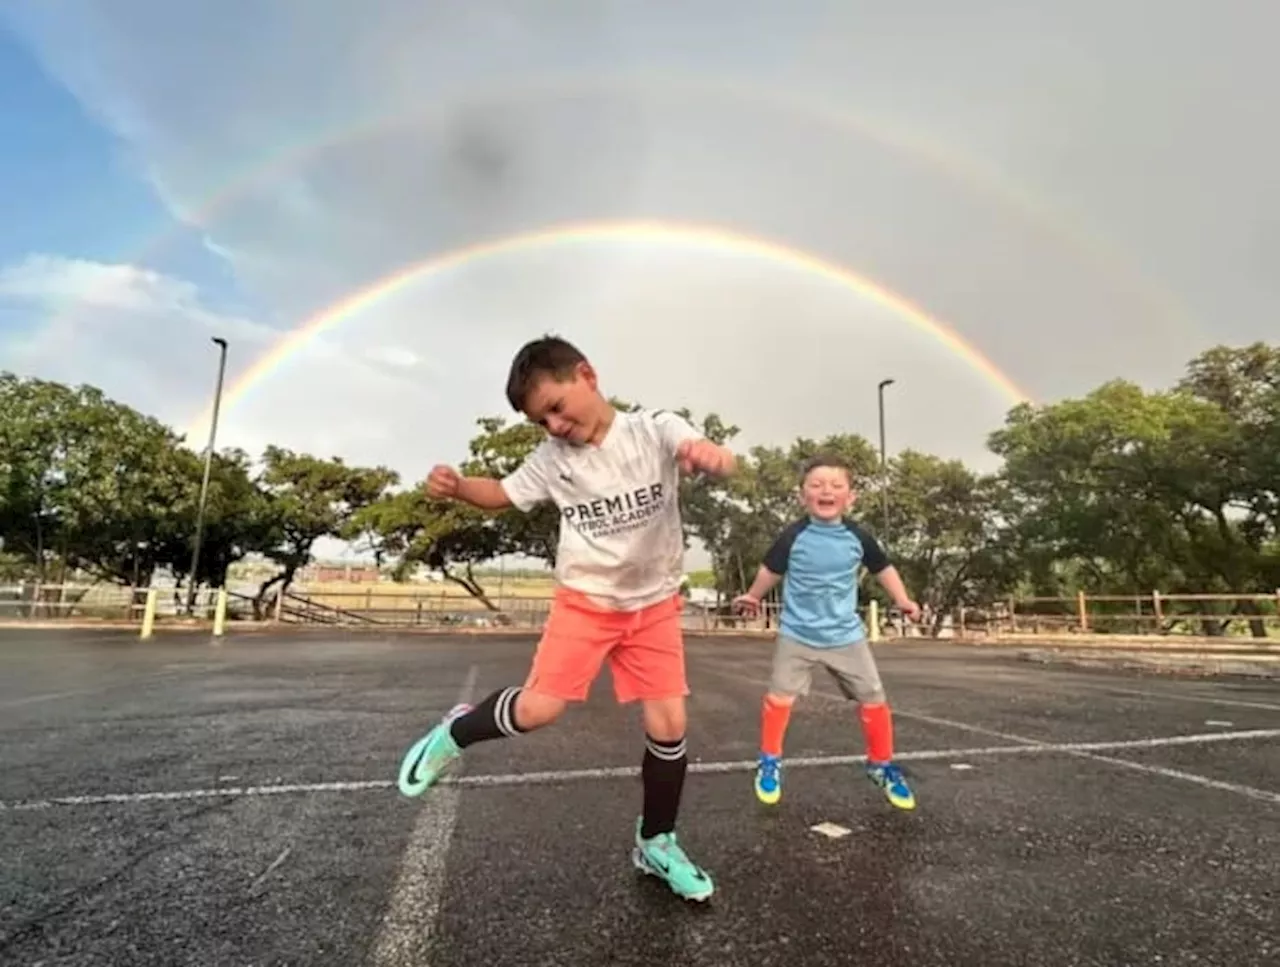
768;634;886;703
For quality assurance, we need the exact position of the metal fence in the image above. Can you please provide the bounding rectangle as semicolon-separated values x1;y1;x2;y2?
4;582;1277;641
0;582;218;622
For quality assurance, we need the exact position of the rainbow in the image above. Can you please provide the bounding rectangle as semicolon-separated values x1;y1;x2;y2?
64;70;1196;346
185;219;1031;441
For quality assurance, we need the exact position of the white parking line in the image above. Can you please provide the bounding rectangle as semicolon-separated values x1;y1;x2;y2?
705;666;1280;806
1076;683;1280;713
368;665;477;967
0;669;190;709
3;727;1276;813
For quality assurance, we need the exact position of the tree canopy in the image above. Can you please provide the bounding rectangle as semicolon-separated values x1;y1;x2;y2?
3;341;1277;634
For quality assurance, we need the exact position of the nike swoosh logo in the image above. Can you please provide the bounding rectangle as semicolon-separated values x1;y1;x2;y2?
407;751;427;784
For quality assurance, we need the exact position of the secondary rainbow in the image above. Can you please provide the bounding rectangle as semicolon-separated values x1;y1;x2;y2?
185;220;1031;440
100;69;1196;349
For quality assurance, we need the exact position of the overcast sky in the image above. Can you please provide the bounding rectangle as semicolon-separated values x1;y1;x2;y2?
1;2;1276;562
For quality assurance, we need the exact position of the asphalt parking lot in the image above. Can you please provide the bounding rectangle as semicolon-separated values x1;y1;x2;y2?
1;628;1277;966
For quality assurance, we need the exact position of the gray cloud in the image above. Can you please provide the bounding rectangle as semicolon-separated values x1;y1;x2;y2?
4;0;1276;486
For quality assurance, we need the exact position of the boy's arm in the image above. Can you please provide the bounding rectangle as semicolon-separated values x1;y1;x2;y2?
874;565;917;613
427;442;553;513
455;476;514;511
856;525;922;620
739;565;782;602
425;467;514;511
676;438;737;478
652;410;736;478
734;524;798;612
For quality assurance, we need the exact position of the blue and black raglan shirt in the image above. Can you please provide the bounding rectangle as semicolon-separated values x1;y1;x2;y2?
762;516;891;648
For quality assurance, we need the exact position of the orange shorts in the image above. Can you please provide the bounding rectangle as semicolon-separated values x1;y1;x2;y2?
524;587;688;703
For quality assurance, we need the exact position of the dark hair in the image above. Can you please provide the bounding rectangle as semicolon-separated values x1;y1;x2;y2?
504;335;587;411
800;451;854;484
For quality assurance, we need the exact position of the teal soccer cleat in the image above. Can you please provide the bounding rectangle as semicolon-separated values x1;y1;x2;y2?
631;818;715;902
397;703;472;797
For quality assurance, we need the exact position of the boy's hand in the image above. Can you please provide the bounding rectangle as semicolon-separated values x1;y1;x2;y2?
676;439;735;476
898;599;922;622
733;593;761;617
425;465;461;499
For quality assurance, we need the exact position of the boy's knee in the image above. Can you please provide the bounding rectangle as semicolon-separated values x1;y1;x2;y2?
765;692;797;707
514;689;567;730
858;688;887;705
641;696;686;741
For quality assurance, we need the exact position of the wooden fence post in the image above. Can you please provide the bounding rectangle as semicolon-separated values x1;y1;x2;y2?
1077;590;1088;632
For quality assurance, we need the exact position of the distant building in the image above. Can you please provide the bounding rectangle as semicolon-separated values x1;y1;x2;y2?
299;563;382;584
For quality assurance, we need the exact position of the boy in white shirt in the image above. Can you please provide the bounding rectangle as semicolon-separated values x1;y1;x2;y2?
396;335;735;902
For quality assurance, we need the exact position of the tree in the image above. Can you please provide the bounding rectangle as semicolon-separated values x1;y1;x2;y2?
160;447;275;592
1177;342;1280;536
989;382;1185;594
252;447;398;617
459;416;560;565
988;372;1280;635
346;414;554;610
878;450;1009;635
0;373;206;586
684;432;880;598
350;404;746;608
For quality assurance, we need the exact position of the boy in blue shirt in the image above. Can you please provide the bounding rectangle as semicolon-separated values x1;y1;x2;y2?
734;453;921;810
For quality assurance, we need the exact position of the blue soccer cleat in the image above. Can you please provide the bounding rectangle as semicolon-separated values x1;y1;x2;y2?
865;760;916;810
754;753;782;805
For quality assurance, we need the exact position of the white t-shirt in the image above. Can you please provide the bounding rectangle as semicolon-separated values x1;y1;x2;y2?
500;409;703;611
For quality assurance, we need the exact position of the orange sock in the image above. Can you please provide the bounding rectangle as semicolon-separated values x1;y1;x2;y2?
859;702;894;763
760;696;792;757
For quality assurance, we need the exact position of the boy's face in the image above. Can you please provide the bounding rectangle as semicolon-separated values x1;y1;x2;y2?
801;465;855;521
522;363;606;445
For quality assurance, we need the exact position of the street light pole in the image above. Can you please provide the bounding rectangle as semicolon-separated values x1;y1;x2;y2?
187;337;228;615
877;378;895;538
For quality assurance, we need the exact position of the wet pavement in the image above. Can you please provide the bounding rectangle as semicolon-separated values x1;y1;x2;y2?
1;628;1277;966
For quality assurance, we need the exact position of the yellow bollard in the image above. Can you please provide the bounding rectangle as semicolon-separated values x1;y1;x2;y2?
212;588;227;638
868;599;880;642
139;588;157;640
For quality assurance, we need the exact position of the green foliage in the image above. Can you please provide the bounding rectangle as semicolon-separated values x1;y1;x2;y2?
4;341;1278;638
251;446;398;612
876;450;1010;629
345;415;555;607
0;373;239;586
680;432;880;597
683;569;717;589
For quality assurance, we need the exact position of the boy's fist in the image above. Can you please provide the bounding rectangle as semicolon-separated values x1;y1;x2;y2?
733;593;761;617
676;438;735;476
425;465;461;499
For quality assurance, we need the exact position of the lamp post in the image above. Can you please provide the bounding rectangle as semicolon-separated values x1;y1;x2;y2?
187;337;228;615
877;378;894;538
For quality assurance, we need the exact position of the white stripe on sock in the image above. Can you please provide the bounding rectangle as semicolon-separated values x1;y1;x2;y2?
645;736;687;761
495;686;521;737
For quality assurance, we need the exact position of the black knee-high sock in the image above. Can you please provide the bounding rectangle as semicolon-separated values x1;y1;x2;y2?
640;734;688;840
448;687;527;749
